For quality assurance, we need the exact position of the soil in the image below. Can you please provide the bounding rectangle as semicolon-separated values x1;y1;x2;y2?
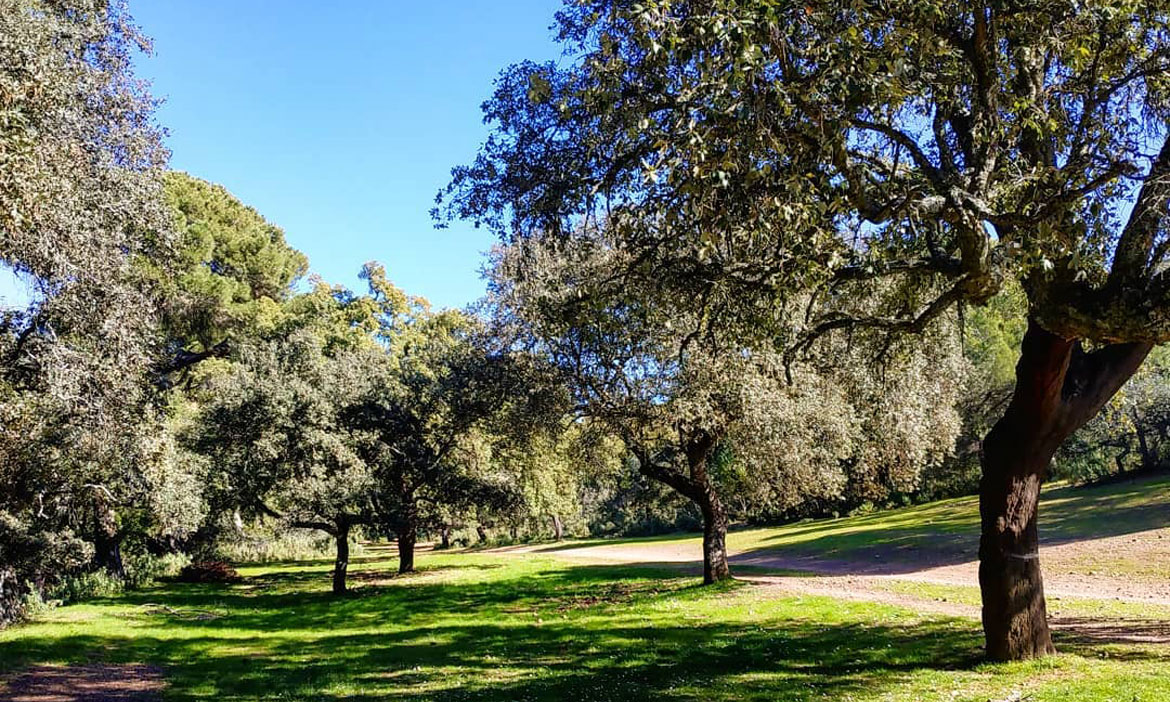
504;525;1170;606
496;525;1170;644
0;664;164;702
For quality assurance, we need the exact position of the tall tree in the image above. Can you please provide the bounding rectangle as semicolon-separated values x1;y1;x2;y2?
1;0;171;611
440;0;1169;660
153;172;309;377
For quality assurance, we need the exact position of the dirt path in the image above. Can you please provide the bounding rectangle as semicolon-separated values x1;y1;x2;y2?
497;525;1170;607
495;535;1170;645
0;664;164;702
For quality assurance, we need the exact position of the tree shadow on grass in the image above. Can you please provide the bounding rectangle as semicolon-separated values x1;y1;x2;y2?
670;473;1170;577
0;561;1011;702
6;559;1168;701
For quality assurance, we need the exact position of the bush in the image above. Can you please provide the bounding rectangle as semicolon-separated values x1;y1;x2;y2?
177;561;242;583
19;582;58;619
124;551;191;590
47;570;124;604
215;528;361;564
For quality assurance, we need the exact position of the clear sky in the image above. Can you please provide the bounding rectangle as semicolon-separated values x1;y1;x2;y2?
129;1;563;310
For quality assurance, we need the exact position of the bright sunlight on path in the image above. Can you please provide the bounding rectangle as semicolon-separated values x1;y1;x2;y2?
499;473;1170;609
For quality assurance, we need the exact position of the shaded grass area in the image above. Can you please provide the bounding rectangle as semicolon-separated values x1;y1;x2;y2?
533;472;1170;572
2;552;1170;701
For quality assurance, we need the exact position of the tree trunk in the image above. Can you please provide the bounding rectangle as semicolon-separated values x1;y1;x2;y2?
439;526;451;550
332;522;350;595
1135;418;1155;471
634;431;731;585
697;485;731;585
94;533;125;580
551;514;564;541
397;521;417;574
92;489;125;579
979;320;1150;661
476;524;488;543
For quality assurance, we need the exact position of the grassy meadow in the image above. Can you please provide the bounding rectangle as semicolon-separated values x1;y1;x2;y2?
3;474;1170;701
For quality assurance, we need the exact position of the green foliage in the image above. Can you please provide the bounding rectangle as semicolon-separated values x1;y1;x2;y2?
156;172;308;351
46;570;124;606
1;0;176;602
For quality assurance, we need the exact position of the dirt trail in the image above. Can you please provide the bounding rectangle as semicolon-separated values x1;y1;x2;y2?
0;664;163;702
496;533;1170;645
495;525;1170;608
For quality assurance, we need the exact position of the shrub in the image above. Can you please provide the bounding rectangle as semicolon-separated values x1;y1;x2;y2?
177;561;242;584
47;570;124;605
215;528;362;564
124;552;191;590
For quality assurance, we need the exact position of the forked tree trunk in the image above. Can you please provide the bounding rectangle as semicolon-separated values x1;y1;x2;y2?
332;522;350;595
980;320;1150;661
637;431;731;586
397;521;417;574
476;524;488;543
551;514;564;541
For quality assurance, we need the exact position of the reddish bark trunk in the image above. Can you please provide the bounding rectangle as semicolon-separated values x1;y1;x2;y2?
979;320;1150;660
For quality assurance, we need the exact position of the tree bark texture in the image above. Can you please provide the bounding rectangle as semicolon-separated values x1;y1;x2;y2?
980;319;1150;660
397;520;417;574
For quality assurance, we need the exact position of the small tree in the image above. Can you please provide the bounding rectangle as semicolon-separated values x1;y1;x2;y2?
191;333;375;594
342;310;543;573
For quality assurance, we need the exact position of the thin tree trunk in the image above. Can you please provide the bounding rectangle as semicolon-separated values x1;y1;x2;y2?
1135;417;1155;471
439;526;451;550
980;320;1150;661
476;524;487;543
332;522;350;595
551;514;564;541
397;521;417;574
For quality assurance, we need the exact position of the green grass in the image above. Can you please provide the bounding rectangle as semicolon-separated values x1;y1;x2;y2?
534;473;1170;574
2;549;1169;701
877;580;1170;621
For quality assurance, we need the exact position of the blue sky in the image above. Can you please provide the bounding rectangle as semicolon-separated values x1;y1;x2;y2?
131;1;563;310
